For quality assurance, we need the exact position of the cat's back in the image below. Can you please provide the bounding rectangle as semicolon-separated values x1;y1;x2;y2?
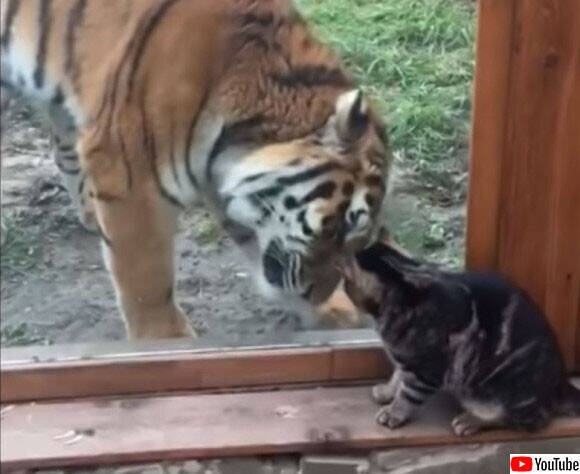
449;270;558;349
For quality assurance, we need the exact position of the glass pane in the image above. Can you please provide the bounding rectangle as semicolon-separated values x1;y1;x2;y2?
1;0;475;352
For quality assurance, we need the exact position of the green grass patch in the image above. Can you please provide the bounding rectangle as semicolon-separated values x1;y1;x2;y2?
298;0;475;166
189;212;225;251
1;210;43;279
1;322;50;347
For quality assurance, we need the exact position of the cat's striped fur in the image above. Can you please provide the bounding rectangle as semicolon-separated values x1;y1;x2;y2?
342;242;580;435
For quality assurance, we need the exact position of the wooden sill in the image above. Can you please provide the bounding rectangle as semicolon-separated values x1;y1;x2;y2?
1;329;390;402
2;384;579;471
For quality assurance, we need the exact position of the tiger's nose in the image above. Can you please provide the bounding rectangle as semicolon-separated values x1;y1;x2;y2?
347;209;367;228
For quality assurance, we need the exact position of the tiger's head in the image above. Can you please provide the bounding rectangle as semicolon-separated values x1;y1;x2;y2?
220;89;392;307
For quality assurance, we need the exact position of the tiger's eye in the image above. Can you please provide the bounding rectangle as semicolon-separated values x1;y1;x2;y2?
284;196;299;209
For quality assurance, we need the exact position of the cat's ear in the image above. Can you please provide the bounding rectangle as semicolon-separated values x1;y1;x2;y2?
356;243;436;293
396;268;437;290
356;242;420;276
381;251;436;290
355;244;390;276
381;239;421;268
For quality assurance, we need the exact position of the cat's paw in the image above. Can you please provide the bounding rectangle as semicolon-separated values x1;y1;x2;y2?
451;412;483;436
372;383;396;405
375;406;409;429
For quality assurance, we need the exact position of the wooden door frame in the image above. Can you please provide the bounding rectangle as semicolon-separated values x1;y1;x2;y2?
467;0;580;370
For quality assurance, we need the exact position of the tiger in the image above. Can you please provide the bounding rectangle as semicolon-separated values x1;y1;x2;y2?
0;0;393;339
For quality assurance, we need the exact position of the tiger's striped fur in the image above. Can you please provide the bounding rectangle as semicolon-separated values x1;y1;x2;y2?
1;0;392;339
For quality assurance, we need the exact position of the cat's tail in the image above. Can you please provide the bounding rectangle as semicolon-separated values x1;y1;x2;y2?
555;381;580;416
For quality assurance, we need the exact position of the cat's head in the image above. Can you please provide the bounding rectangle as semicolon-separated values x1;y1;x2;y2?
340;240;438;317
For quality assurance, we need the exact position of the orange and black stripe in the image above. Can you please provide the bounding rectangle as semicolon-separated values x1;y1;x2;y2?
138;92;184;208
125;0;182;99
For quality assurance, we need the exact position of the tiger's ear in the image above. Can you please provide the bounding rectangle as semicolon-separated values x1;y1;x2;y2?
334;89;369;142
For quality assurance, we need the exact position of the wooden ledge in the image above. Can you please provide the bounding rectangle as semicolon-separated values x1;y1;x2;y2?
2;385;579;470
1;330;390;402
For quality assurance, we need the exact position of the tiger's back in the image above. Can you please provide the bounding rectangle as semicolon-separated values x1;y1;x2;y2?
1;0;393;338
2;0;142;111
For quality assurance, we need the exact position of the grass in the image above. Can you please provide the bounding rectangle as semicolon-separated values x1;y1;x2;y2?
298;0;475;194
1;322;50;347
0;210;43;280
189;211;225;251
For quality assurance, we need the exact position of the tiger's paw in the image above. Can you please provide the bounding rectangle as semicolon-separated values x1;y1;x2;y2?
129;322;197;340
125;307;197;340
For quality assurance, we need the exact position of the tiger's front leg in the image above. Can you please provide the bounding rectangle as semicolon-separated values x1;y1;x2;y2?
92;179;194;340
50;130;98;232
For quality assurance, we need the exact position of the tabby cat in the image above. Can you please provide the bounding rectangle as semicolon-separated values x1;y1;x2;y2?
341;242;580;435
1;0;392;338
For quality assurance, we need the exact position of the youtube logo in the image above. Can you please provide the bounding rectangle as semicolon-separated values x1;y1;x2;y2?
510;454;580;472
511;457;533;472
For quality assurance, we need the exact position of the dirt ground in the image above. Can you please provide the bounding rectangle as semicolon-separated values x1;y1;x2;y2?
0;99;466;347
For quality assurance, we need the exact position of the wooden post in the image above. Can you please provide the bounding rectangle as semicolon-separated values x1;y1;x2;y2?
467;0;580;370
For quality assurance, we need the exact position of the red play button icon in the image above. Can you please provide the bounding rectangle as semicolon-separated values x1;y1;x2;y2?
511;456;533;472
